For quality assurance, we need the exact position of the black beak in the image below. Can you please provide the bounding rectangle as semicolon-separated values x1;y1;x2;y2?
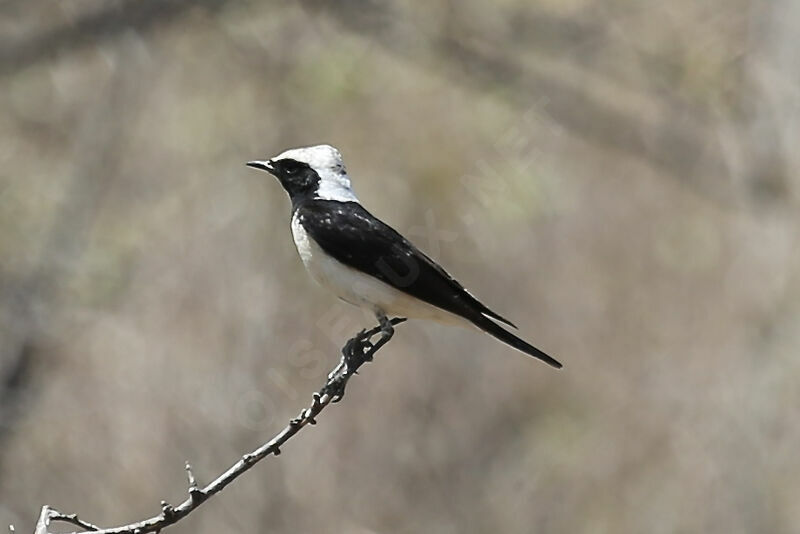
246;160;274;172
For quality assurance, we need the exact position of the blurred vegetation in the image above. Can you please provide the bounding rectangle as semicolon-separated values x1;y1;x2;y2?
2;1;799;532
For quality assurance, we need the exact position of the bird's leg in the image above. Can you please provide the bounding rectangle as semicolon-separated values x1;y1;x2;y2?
341;313;395;366
327;331;370;402
378;313;395;338
364;312;395;360
328;316;407;403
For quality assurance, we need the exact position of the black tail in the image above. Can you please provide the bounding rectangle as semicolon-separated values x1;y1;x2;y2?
471;314;562;369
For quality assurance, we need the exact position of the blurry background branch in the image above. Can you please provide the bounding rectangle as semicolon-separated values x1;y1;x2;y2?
0;34;146;475
4;0;792;207
300;0;730;205
0;0;231;78
3;1;800;532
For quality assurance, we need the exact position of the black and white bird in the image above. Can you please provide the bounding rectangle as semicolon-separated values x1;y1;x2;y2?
247;145;561;369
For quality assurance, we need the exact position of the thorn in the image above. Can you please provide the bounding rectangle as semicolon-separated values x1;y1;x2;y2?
160;501;175;520
185;462;197;490
185;462;205;503
273;447;281;456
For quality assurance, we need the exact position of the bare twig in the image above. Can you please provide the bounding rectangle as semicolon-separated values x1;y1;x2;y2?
44;512;100;532
33;318;406;534
0;0;232;78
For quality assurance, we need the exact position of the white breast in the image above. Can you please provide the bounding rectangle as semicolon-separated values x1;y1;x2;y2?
290;212;468;325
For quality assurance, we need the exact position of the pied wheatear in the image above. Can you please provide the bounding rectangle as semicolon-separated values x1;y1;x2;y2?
247;145;561;369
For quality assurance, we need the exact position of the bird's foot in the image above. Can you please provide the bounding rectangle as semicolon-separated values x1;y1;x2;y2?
378;314;395;338
364;313;396;356
325;317;406;403
341;329;374;367
326;330;373;403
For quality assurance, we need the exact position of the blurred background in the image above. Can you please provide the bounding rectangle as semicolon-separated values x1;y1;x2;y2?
2;1;799;532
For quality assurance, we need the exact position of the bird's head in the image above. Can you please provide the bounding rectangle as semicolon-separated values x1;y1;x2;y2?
247;144;358;203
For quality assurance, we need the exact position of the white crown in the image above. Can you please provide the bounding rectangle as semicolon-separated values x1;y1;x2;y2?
272;144;358;203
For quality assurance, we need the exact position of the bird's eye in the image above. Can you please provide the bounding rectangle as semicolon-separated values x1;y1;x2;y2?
284;164;298;176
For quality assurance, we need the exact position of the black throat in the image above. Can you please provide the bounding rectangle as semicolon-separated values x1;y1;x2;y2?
268;159;321;206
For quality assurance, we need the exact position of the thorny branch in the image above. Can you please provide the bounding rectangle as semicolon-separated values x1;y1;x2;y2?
31;318;407;534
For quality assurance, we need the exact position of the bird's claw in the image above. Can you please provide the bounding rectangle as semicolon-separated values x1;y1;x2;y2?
328;319;405;403
342;332;374;364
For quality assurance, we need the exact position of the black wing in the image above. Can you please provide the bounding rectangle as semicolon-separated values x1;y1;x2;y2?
295;200;514;326
295;200;562;369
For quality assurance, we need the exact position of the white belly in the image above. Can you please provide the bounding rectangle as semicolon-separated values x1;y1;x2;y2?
291;214;467;325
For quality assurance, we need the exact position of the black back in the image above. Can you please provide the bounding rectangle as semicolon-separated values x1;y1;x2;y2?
293;199;516;327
